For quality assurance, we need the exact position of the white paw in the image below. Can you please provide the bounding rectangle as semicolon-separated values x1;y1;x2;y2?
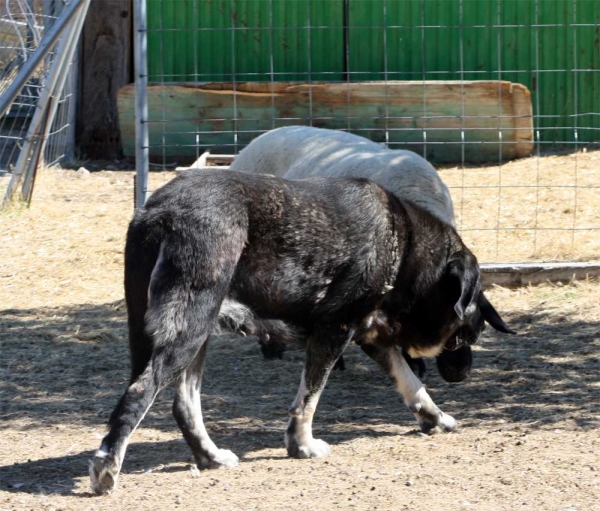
89;451;120;495
416;409;457;434
406;388;457;434
198;449;239;469
288;438;331;459
438;412;457;432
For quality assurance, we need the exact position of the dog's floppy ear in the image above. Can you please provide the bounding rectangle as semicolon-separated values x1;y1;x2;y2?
478;291;516;334
448;251;480;320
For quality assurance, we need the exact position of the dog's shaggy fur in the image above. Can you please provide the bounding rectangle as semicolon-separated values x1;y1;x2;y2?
90;170;513;494
229;126;470;380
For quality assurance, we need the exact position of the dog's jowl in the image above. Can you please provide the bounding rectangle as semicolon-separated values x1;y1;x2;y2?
90;170;514;494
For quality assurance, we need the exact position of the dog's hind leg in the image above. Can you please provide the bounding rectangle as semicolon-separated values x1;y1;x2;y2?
172;340;239;469
285;325;350;459
360;345;456;434
90;242;235;494
106;235;158;428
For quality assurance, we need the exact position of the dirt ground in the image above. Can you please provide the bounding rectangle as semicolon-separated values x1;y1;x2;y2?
1;160;599;511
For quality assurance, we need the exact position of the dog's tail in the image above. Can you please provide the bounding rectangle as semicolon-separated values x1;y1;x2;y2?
124;217;162;384
108;216;162;427
107;217;160;427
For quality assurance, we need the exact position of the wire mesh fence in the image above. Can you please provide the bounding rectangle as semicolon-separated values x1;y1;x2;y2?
0;0;81;204
132;1;597;263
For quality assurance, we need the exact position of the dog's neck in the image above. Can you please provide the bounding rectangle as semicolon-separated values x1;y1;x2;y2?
387;194;462;298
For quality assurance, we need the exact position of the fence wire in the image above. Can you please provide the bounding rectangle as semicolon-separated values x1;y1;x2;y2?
0;0;78;202
135;0;599;264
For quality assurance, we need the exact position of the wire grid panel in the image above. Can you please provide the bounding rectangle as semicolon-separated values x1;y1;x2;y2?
0;0;77;192
139;0;599;264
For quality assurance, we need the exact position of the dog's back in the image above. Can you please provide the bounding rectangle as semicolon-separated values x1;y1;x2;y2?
132;170;467;367
131;170;426;325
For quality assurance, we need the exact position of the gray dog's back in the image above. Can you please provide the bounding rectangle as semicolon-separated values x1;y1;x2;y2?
229;126;456;226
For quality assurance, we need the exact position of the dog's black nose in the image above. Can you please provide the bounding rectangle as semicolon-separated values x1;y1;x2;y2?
436;345;473;383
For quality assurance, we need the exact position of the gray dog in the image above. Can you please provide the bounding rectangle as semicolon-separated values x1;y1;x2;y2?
90;170;514;494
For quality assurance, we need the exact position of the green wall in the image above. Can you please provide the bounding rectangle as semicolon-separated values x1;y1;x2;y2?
146;0;599;144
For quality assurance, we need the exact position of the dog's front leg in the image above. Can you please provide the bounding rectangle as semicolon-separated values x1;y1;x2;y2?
285;325;350;459
360;344;456;434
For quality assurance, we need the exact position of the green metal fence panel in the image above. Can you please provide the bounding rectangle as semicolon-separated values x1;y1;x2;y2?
346;0;599;144
146;0;599;145
147;0;344;83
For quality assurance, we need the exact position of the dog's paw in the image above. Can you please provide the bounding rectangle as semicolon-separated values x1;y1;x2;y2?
89;451;120;495
416;409;457;434
405;388;457;434
287;438;331;459
197;449;239;469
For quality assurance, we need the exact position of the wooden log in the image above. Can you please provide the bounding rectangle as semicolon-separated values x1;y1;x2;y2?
117;80;533;164
481;262;600;288
77;0;132;160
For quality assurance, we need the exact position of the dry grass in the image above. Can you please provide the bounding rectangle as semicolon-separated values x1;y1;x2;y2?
1;169;131;308
439;148;600;262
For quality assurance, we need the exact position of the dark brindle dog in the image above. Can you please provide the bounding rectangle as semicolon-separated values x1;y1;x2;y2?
90;170;514;494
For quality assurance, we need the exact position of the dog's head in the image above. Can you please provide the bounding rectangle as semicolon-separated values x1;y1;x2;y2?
382;248;515;356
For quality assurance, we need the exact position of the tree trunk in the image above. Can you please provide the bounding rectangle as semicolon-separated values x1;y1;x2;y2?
77;0;132;160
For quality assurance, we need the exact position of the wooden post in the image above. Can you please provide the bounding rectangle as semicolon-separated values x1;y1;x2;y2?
77;0;132;160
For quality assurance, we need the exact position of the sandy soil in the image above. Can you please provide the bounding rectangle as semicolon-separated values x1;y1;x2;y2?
0;162;599;511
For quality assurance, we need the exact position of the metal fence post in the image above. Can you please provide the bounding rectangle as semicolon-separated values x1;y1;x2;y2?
0;0;85;119
21;0;91;202
134;0;150;208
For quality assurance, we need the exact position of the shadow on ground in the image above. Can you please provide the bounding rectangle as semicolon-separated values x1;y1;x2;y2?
1;298;599;495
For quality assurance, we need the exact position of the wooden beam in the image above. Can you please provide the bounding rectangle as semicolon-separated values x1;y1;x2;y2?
117;80;533;164
206;155;235;167
481;262;600;288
